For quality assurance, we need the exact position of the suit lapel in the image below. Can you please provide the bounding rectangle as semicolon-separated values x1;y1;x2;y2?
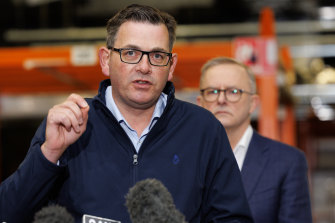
241;132;269;199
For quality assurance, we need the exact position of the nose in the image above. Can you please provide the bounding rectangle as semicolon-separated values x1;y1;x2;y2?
217;91;226;104
136;54;152;74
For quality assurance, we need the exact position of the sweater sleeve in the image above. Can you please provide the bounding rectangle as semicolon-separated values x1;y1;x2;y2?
202;123;254;223
0;120;66;223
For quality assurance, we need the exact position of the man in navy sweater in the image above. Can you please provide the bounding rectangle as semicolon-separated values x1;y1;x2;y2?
197;57;312;223
0;5;253;223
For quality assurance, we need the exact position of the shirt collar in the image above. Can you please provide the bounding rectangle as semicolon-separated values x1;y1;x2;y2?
105;85;167;130
234;125;253;151
233;125;253;170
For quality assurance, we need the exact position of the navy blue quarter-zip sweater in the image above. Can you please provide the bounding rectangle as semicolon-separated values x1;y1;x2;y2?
0;79;253;223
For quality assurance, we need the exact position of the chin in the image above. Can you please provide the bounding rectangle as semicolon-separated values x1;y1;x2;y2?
219;120;228;126
132;96;156;106
215;113;228;120
215;117;231;127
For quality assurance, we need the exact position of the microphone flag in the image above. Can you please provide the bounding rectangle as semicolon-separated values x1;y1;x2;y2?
82;214;121;223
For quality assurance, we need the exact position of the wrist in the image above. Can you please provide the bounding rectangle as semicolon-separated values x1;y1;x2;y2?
41;143;62;164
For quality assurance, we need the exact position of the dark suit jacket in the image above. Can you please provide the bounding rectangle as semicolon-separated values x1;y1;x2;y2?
241;131;312;223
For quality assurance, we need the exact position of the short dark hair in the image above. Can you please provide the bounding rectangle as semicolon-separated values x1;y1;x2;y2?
106;4;177;51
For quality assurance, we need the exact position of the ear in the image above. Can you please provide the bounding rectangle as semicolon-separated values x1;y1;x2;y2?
99;47;110;77
167;53;178;81
249;94;260;114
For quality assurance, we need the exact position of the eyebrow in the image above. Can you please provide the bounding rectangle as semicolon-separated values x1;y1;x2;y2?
122;45;169;52
205;86;237;89
121;44;140;50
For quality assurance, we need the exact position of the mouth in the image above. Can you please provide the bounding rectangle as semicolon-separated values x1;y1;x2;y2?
132;79;152;89
215;110;230;115
135;80;150;84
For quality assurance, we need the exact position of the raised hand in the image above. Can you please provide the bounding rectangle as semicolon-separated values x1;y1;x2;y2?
41;93;90;164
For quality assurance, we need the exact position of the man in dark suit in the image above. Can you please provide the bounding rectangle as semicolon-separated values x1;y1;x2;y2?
196;56;313;223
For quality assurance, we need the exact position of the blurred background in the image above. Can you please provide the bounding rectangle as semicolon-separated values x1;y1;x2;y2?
1;0;335;222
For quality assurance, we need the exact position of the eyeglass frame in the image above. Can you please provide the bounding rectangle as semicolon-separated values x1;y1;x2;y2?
200;87;254;103
108;47;172;67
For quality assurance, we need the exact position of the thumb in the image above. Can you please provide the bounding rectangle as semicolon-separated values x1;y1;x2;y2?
82;104;90;122
78;98;89;109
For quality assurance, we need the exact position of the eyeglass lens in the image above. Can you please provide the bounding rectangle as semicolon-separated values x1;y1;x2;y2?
203;88;241;102
120;49;170;66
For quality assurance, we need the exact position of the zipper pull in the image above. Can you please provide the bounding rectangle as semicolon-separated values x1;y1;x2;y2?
133;154;138;165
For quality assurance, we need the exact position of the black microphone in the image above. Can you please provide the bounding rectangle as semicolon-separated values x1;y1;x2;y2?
125;178;187;223
33;204;74;223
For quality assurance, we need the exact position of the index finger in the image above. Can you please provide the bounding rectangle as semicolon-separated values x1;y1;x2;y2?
67;93;89;109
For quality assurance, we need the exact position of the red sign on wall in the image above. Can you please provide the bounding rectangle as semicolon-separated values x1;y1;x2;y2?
233;37;278;76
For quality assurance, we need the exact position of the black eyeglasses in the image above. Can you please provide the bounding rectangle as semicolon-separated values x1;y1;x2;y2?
108;47;172;67
200;87;254;103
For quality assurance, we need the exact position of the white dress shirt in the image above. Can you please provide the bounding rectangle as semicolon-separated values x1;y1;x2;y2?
105;86;167;153
233;125;253;171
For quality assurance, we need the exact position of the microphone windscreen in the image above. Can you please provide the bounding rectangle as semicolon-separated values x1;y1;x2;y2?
33;204;74;223
125;178;187;223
